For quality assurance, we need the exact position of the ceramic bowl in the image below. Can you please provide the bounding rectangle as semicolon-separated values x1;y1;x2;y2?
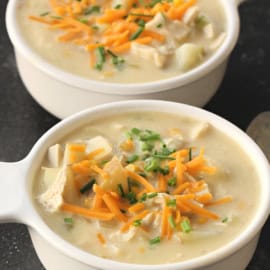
0;100;269;270
6;0;244;119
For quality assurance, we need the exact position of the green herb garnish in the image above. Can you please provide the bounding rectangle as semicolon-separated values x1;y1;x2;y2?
125;191;138;204
195;15;208;28
222;217;228;223
168;215;176;228
181;219;192;233
84;5;101;15
188;148;192;161
167;199;176;208
156;23;162;28
147;192;158;199
117;184;125;198
139;193;147;202
133;219;142;227
130;25;144;40
149;236;161;245
127;154;139;164
107;50;125;68
129;13;154;18
40;11;49;17
168;177;176;187
114;4;122;9
80;179;96;194
95;46;106;70
64;217;73;226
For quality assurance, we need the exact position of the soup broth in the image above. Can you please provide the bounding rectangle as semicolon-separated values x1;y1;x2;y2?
17;0;226;83
33;112;259;264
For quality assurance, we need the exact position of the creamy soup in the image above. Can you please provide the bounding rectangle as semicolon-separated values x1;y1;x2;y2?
17;0;226;83
33;112;259;264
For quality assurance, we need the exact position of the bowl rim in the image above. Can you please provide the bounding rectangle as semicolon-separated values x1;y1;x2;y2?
24;100;270;270
6;0;239;95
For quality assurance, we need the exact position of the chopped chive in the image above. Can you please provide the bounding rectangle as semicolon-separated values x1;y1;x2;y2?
117;184;125;198
130;25;144;40
125;191;138;204
167;199;176;208
91;25;99;31
147;192;158;199
84;5;101;15
168;215;176;228
168;177;176;187
131;128;141;135
78;18;88;24
80;179;96;194
95;46;106;70
107;50;125;68
188;148;192;161
50;15;62;20
114;4;122;9
156;23;162;28
144;158;159;172
149;0;162;8
120;209;127;214
138;172;147;178
129;13;154;18
158;165;169;175
136;19;146;27
151;154;175;160
100;159;109;165
195;15;208;28
141;141;154;151
133;219;142;227
149;236;161;245
40;11;49;17
222;217;228;223
139;193;147;202
181;219;192;233
127;154;139;164
64;217;73;226
139;130;160;141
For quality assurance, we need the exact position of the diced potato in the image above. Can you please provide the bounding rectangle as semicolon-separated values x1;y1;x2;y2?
38;166;78;212
183;6;199;25
85;136;112;160
41;167;60;189
47;144;63;168
100;156;128;192
63;143;86;165
176;43;204;71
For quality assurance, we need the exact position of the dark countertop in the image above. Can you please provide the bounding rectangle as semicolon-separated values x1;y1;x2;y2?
0;0;269;269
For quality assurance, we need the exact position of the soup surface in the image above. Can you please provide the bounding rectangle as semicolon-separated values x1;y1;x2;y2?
17;0;226;83
33;112;259;264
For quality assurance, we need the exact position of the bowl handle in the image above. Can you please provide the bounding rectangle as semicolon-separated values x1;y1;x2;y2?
0;159;29;223
235;0;246;6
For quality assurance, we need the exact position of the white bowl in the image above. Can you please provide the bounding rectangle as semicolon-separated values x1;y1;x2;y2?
0;100;269;270
6;0;244;119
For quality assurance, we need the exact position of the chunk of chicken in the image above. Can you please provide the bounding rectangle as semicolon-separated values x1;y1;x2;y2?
111;0;129;10
203;23;215;39
208;32;226;52
100;156;128;192
47;144;63;168
131;43;167;68
145;12;166;31
38;166;78;212
41;167;61;189
191;122;210;140
167;20;190;42
183;6;199;25
163;136;184;151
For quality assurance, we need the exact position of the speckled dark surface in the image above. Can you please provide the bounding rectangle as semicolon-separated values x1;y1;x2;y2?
0;0;269;269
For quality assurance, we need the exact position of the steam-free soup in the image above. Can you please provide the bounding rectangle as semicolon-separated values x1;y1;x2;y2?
33;112;259;264
17;0;226;83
